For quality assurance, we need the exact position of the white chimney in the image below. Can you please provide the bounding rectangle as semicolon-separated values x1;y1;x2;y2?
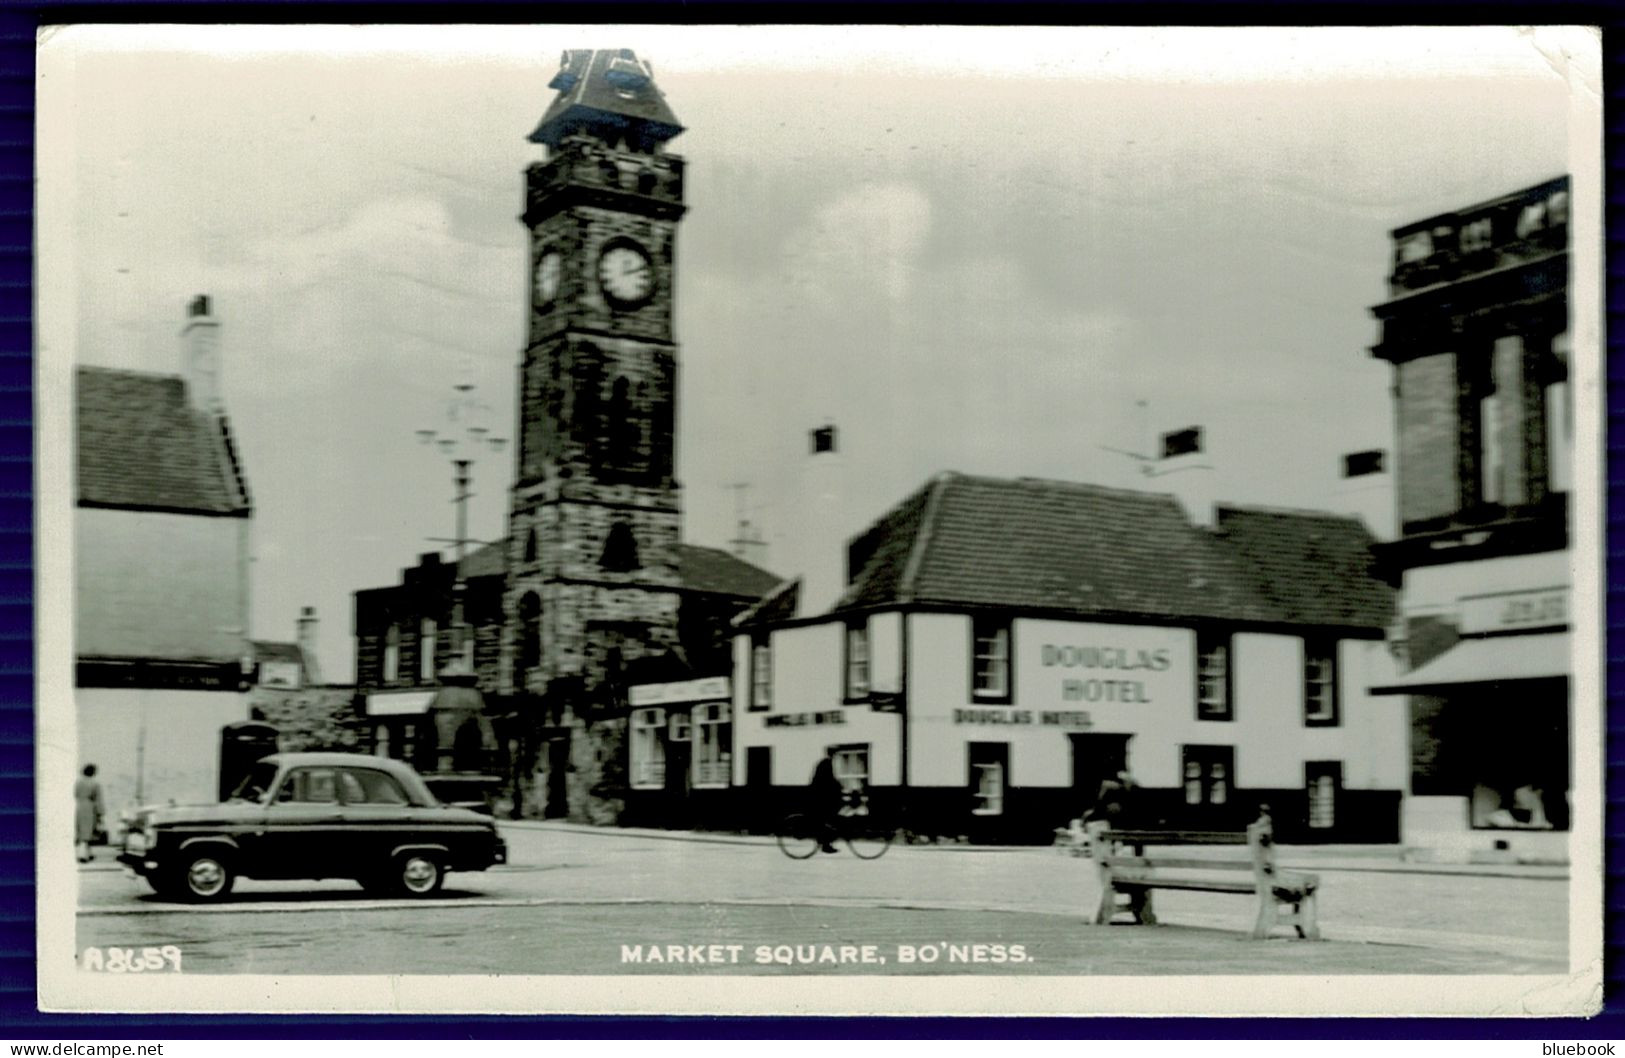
794;424;846;619
1332;450;1395;541
1155;425;1218;528
296;606;322;687
181;294;223;416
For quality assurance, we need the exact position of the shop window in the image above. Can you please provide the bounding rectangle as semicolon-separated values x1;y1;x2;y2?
750;635;772;711
1196;631;1231;720
844;622;870;701
1469;693;1569;831
419;618;437;684
630;708;666;790
383;625;400;683
1182;745;1233;807
693;702;732;788
971;618;1011;701
1306;762;1340;830
969;743;1007;816
1304;641;1339;726
833;744;869;794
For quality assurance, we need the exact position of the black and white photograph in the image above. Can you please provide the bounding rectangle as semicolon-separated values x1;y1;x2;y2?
34;24;1603;1015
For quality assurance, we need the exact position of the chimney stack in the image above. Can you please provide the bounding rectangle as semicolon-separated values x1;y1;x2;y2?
794;423;846;619
1332;450;1395;541
181;294;223;416
1157;425;1218;528
296;606;322;687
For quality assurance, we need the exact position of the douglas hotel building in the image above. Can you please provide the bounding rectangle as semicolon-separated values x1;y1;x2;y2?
729;470;1405;845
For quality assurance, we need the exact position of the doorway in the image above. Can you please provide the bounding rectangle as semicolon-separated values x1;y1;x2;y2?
543;738;570;819
1069;733;1133;820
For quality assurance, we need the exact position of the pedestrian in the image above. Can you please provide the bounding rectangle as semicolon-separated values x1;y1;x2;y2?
75;763;103;863
1083;768;1138;829
807;746;847;854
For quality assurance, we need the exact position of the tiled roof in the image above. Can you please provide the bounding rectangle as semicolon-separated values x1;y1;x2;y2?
821;472;1391;632
1212;505;1395;629
674;543;779;600
250;640;304;666
76;367;251;515
457;541;506;579
732;579;798;628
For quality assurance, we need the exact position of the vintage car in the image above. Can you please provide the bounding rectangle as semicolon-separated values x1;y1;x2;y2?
117;752;507;902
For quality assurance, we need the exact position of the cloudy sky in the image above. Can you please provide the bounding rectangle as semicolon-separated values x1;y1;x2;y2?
39;25;1589;679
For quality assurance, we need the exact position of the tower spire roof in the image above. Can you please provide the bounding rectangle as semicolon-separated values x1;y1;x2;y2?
529;49;684;149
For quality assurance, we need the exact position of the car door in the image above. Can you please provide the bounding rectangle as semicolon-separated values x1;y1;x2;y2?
255;766;346;879
336;766;420;874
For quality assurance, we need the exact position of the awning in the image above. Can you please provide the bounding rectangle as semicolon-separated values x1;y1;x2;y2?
1370;633;1569;694
365;689;437;716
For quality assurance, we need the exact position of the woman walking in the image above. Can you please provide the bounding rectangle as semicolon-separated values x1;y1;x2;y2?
74;764;103;863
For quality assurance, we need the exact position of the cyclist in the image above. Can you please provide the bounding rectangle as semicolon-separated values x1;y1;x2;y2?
808;746;847;854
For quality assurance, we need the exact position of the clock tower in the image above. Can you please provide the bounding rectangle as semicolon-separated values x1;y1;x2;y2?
504;49;688;822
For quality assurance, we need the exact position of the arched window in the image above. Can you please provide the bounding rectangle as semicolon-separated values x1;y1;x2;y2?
383;625;400;683
523;526;538;564
601;520;640;573
518;592;542;678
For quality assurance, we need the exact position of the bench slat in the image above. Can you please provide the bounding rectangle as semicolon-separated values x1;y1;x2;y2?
1114;873;1256;894
1106;831;1249;845
1104;855;1254;872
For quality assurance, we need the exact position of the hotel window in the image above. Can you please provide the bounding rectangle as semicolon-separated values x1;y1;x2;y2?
1196;631;1231;720
750;635;772;711
383;625;400;683
419;618;437;683
693;703;731;788
844;622;870;701
969;743;1007;816
832;745;869;795
971;618;1011;701
1304;640;1339;726
1306;762;1341;830
1182;745;1233;807
630;708;666;789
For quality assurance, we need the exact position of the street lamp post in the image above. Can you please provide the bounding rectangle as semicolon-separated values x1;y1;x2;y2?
417;380;507;664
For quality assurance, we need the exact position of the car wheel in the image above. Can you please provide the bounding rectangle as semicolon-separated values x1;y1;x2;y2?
396;853;444;897
174;852;234;903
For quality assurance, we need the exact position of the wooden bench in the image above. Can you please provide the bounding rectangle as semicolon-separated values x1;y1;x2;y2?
1086;813;1321;940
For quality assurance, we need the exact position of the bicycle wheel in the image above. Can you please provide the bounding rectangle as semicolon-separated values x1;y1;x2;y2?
776;813;822;859
844;819;894;860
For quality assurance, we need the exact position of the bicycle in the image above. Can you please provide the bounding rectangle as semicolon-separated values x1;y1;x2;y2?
776;795;894;860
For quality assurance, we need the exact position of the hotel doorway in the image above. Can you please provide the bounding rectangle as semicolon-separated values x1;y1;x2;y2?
1070;732;1133;822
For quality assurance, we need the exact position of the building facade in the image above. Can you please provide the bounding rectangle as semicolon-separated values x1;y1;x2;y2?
1366;176;1572;862
728;473;1405;844
75;295;255;816
246;606;359;754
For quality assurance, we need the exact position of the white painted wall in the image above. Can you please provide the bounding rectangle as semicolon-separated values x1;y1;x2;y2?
76;687;250;823
733;618;902;787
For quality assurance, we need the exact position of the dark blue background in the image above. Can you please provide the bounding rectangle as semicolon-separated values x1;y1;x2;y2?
0;4;1619;1039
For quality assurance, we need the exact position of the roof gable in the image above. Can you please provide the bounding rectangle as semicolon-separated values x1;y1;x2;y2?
76;367;252;515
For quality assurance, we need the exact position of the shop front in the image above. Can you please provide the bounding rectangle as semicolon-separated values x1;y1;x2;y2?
624;675;735;829
1374;578;1571;862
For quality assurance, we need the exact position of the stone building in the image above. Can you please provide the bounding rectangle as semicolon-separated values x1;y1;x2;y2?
246;606;358;753
1365;176;1573;862
75;295;254;817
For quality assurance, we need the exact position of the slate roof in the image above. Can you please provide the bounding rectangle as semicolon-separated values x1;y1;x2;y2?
773;472;1391;632
76;367;251;515
456;541;506;579
529;49;684;148
674;543;780;600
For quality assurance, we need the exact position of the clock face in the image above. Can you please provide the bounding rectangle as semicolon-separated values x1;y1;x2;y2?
597;241;654;308
534;249;561;306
